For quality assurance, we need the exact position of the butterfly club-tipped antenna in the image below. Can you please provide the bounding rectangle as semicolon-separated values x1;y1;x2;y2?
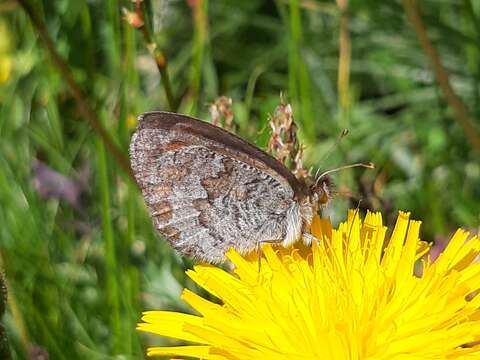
315;162;375;187
314;128;349;179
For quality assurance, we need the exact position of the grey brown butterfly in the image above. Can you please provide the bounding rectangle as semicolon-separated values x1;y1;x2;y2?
129;111;332;263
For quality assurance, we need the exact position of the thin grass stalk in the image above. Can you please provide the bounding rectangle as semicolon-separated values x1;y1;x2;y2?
462;0;480;113
463;0;480;35
0;253;28;357
31;310;67;360
80;0;95;76
288;0;315;141
121;17;141;356
101;3;129;351
96;139;121;354
287;24;299;120
336;0;351;127
403;0;480;151
106;0;121;73
244;65;264;123
188;0;208;115
131;0;177;111
125;181;140;355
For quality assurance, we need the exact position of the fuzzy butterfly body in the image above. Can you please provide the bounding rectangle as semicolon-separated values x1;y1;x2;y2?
129;112;330;263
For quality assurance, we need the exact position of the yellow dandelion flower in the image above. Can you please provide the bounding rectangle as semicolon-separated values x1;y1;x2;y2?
127;114;138;130
138;211;480;359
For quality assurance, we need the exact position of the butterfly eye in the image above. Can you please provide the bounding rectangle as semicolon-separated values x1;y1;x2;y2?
318;187;331;205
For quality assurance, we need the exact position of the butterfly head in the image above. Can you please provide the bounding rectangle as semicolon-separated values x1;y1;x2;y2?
305;162;374;209
311;175;332;206
302;175;332;212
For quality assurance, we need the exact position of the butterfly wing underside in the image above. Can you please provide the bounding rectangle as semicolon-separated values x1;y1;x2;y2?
129;112;307;262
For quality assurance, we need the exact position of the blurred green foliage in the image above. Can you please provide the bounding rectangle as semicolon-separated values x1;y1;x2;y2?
1;0;480;358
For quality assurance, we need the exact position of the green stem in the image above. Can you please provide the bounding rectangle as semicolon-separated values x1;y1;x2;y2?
96;138;121;354
189;0;208;115
288;0;316;141
121;18;142;356
403;0;480;151
136;0;177;111
336;0;351;128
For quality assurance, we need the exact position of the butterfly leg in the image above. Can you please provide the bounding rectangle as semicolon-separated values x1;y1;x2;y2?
302;232;320;245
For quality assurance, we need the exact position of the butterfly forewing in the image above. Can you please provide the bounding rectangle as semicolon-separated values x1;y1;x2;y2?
130;112;307;262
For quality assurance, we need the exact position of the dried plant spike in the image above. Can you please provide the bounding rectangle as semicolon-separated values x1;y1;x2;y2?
209;96;235;132
267;98;308;180
122;7;144;28
292;145;309;179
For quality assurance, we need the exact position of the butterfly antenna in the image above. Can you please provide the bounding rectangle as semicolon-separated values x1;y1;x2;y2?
315;129;349;179
315;162;375;186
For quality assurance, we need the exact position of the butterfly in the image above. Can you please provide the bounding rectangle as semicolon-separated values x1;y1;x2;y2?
129;111;334;263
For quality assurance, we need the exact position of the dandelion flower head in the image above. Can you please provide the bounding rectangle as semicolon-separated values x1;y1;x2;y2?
138;211;480;359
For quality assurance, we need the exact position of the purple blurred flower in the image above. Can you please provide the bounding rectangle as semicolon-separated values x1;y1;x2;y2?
31;159;87;208
29;345;48;360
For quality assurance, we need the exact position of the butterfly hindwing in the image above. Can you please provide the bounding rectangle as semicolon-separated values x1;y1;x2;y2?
129;112;305;262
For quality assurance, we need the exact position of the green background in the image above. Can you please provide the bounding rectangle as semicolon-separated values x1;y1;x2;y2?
1;0;479;358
